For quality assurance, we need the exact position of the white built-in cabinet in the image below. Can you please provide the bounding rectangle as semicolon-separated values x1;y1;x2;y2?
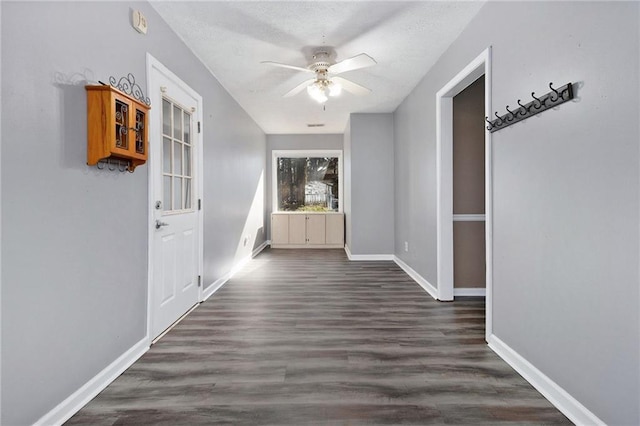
271;213;344;248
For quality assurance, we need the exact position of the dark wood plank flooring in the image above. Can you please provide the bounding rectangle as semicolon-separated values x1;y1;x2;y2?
68;248;571;425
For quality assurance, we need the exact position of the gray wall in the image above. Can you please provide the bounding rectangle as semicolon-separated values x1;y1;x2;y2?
347;113;395;255
393;2;639;424
265;134;343;240
344;120;352;249
1;2;265;424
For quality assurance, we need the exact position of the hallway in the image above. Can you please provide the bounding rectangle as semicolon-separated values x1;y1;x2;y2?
68;249;570;425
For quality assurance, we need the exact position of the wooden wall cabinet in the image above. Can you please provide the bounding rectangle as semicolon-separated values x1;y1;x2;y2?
86;85;150;172
271;213;344;249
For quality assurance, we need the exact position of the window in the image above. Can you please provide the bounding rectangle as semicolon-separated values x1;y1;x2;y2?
162;97;193;212
272;150;342;212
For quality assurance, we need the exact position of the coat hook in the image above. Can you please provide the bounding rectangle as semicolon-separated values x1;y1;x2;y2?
517;99;528;115
485;116;493;130
505;105;516;121
549;82;560;102
531;92;543;109
494;112;504;125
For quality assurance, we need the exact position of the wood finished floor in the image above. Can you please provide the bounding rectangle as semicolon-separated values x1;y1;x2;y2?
68;248;571;425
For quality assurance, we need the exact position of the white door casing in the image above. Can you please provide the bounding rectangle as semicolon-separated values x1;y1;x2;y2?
436;47;493;340
147;54;204;341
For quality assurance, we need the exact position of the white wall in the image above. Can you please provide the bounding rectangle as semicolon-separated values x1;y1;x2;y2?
1;2;266;424
265;134;343;240
393;2;639;424
347;113;395;256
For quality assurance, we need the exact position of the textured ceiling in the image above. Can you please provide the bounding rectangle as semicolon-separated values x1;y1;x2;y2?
150;1;485;134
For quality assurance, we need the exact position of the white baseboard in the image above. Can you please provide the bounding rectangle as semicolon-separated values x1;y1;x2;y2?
34;337;149;426
453;287;486;297
344;245;353;259
393;256;438;300
34;239;267;426
203;239;269;302
253;240;269;258
344;245;393;261
488;334;605;426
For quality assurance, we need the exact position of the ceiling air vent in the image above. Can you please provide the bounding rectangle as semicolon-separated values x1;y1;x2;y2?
307;123;325;128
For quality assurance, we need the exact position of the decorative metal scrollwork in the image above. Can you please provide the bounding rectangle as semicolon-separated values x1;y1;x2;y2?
109;73;151;106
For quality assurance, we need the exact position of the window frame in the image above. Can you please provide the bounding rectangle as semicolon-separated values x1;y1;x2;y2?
272;149;343;213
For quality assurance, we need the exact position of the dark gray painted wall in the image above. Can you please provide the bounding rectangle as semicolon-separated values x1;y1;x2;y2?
394;2;639;424
265;134;343;240
347;114;394;255
1;2;265;424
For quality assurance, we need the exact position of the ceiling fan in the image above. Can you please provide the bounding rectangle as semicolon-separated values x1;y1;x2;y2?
262;50;377;103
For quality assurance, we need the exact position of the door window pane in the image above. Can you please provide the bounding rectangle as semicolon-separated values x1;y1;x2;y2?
183;111;191;144
163;137;171;174
162;99;171;136
184;145;191;177
173;105;182;140
162;96;194;212
184;178;192;209
173;141;182;175
173;177;183;210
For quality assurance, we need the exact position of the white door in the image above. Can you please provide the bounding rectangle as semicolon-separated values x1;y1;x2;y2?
148;56;203;341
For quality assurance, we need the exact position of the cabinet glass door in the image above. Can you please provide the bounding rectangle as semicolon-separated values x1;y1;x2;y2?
115;99;129;150
135;108;146;155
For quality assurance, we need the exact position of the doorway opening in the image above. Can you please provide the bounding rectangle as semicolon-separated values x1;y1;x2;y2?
436;48;492;340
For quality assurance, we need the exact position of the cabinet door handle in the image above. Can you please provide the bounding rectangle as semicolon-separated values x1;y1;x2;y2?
155;220;169;229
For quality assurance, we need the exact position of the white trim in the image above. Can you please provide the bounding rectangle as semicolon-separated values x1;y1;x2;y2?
34;338;149;426
202;240;269;302
344;246;393;261
393;256;438;300
452;214;486;222
253;240;269;258
453;287;486;297
271;149;343;214
488;335;606;426
435;47;493;340
349;253;394;261
344;244;353;260
146;54;204;342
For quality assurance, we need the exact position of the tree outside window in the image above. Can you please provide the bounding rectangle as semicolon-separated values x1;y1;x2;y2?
276;157;339;212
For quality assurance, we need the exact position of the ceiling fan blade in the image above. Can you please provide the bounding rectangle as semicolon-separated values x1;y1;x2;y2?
261;61;314;73
332;77;371;96
283;79;315;97
328;53;377;75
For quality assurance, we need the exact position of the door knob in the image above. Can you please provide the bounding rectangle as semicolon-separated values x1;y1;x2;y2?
155;220;169;229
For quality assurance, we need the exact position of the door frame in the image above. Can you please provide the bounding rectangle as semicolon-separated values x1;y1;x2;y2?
435;47;492;339
145;53;204;343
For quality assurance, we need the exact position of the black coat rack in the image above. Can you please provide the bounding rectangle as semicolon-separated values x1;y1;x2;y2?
486;82;574;133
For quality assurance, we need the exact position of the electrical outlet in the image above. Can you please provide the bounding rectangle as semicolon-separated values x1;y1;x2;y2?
404;241;409;252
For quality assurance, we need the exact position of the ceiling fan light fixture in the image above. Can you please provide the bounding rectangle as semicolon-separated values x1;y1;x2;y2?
328;81;342;97
307;81;328;103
